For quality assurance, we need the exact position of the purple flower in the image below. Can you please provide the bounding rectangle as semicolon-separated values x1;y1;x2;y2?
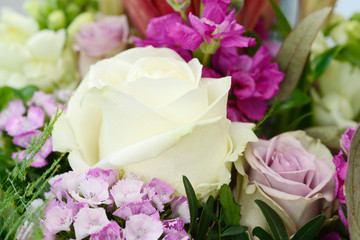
170;196;190;223
12;136;52;168
86;168;118;186
340;126;356;154
28;91;63;118
0;100;26;130
113;200;158;220
73;207;110;239
213;46;284;121
43;200;75;235
144;178;174;211
90;221;123;240
5;106;44;136
123;214;163;240
110;178;145;208
74;16;129;58
70;177;112;206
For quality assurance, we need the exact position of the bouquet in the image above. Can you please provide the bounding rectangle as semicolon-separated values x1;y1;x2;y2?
0;0;360;239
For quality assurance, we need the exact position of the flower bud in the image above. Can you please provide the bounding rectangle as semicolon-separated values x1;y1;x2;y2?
23;0;42;21
67;12;95;37
66;3;81;23
47;10;66;30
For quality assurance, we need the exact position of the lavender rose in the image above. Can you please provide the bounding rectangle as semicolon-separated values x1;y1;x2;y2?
234;131;335;235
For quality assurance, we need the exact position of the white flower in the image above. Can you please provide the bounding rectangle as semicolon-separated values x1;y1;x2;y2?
53;46;257;199
0;8;69;91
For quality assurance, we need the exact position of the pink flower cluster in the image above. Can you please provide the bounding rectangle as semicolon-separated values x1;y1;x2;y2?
213;46;284;122
333;126;357;229
0;92;64;167
41;168;190;239
134;0;255;61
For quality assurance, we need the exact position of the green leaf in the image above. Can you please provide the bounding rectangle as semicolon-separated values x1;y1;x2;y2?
207;230;219;240
182;176;198;233
200;201;219;223
335;43;360;68
340;203;348;220
252;227;274;240
221;226;248;237
219;184;242;226
311;46;339;81
275;7;332;102
292;214;325;240
276;88;311;113
0;86;38;111
268;0;292;39
197;195;215;240
254;200;289;240
345;126;360;238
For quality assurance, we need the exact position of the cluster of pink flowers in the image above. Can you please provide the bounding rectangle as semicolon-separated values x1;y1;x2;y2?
134;0;255;61
39;168;190;239
0;91;64;167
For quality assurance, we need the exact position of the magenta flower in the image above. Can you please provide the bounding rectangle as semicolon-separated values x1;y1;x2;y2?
133;14;193;61
187;0;255;48
213;46;284;121
333;151;347;204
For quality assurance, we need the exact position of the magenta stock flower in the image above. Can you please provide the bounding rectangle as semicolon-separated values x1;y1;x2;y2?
213;46;284;121
340;126;356;154
135;0;254;60
133;14;193;61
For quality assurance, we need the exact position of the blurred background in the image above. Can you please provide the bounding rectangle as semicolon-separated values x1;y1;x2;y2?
0;0;359;19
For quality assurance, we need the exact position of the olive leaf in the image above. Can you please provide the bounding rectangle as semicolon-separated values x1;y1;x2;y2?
345;126;360;239
275;7;332;102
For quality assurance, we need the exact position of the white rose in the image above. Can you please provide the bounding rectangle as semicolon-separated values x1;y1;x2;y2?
0;8;68;91
53;46;257;199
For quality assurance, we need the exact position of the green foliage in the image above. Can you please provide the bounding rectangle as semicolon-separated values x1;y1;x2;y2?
182;175;198;234
292;215;325;240
0;86;38;111
219;185;242;226
254;200;289;240
255;200;329;240
182;178;249;239
275;7;332;102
